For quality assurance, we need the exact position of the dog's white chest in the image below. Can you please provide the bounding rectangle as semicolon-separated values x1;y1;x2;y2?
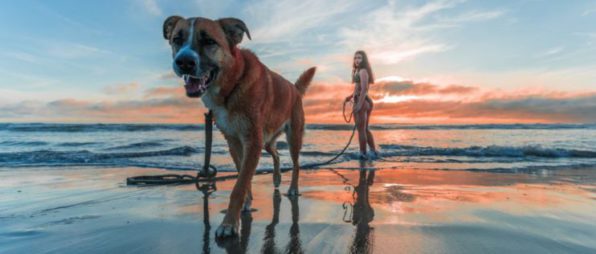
201;92;245;136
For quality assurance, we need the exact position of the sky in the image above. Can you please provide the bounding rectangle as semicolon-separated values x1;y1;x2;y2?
0;0;595;124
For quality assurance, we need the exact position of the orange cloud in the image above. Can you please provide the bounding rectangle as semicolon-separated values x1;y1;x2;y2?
143;86;185;99
1;80;594;124
303;81;596;124
102;82;141;95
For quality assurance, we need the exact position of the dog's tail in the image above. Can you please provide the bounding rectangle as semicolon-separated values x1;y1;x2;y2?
295;67;316;96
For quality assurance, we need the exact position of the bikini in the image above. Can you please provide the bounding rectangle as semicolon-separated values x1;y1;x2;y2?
353;69;373;108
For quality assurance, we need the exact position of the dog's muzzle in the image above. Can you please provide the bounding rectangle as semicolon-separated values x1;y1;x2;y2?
173;47;201;76
182;69;216;98
173;47;216;98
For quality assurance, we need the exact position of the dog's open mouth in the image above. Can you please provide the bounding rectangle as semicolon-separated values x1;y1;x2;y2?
183;69;217;97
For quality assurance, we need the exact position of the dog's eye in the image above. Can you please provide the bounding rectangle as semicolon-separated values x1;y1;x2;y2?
172;36;184;45
203;38;217;46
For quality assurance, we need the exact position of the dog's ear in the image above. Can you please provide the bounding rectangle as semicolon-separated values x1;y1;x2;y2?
163;16;184;40
217;18;251;47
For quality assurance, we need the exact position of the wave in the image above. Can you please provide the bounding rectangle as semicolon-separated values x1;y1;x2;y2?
0;123;204;132
379;144;596;158
307;123;596;131
105;142;165;150
0;141;48;146
57;142;100;147
0;146;201;165
301;145;596;159
2;123;594;133
1;143;594;171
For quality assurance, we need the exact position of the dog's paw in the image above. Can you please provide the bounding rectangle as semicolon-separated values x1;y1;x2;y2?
286;188;300;196
215;223;238;238
273;173;281;188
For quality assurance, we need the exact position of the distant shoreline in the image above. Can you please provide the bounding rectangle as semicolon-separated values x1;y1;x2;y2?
1;122;595;132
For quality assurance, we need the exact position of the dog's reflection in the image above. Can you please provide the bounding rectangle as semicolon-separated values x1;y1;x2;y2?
197;182;253;254
261;190;303;254
200;184;304;253
285;194;303;253
261;190;281;253
345;162;376;254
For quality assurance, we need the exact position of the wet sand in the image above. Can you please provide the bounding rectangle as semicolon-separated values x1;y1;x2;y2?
1;165;595;253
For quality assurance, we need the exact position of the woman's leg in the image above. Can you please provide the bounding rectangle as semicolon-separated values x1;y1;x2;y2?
365;97;377;154
354;102;368;156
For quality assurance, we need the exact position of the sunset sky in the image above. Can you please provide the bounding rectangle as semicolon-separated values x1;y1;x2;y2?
0;0;595;124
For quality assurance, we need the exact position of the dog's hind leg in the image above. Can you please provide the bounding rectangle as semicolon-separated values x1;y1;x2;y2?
285;104;305;196
265;132;283;188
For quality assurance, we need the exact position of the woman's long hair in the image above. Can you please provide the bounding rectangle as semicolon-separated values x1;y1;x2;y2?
352;50;375;84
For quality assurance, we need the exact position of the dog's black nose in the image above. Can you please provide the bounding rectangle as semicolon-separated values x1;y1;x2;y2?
175;56;196;73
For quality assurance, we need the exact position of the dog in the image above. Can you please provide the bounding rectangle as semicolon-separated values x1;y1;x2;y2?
162;16;316;238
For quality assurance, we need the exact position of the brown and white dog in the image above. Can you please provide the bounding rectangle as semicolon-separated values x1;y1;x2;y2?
162;16;316;238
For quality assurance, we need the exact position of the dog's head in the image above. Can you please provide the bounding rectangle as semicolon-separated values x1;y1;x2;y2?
163;16;251;98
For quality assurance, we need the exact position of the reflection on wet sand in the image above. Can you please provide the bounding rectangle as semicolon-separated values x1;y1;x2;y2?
285;195;303;254
3;166;593;253
191;166;595;253
197;182;216;254
213;212;253;254
261;190;281;254
342;161;376;254
260;190;304;254
204;187;305;254
196;180;253;254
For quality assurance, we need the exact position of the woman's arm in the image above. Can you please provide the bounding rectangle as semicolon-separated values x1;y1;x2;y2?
345;74;357;102
354;69;369;111
345;93;354;102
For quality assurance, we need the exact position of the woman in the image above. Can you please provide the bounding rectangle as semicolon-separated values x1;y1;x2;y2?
345;50;378;160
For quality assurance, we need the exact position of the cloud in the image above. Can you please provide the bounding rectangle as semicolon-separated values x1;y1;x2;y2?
302;80;596;124
339;0;454;64
537;46;564;58
364;93;596;124
103;82;141;95
1;60;593;125
582;8;596;16
0;83;203;123
157;71;178;80
143;86;184;98
374;80;478;96
0;96;202;123
47;43;112;59
244;0;354;43
339;0;504;64
0;51;42;64
137;0;162;16
1;82;594;124
435;10;504;24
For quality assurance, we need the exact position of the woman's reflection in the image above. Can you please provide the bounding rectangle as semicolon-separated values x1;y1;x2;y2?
348;162;376;254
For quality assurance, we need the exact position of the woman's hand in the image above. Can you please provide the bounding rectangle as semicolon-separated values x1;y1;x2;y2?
354;101;364;112
344;94;353;103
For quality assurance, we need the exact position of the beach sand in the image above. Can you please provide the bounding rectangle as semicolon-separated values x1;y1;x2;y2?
1;165;595;253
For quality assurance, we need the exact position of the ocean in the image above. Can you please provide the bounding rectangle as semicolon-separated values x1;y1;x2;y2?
1;123;595;173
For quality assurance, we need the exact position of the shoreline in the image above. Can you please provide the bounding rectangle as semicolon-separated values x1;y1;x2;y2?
1;166;595;253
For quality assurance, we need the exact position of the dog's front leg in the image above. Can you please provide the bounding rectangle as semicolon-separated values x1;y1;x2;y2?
226;135;252;212
216;131;262;238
